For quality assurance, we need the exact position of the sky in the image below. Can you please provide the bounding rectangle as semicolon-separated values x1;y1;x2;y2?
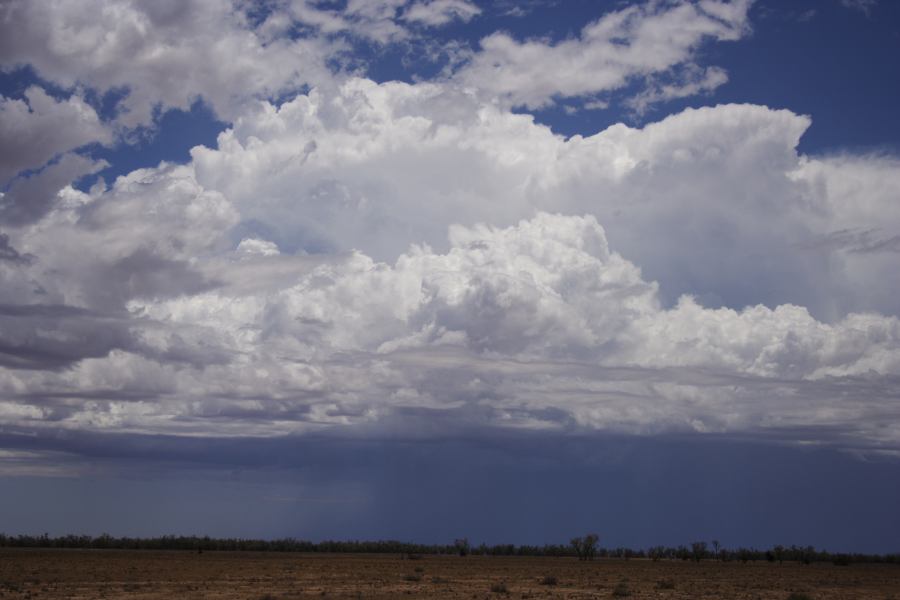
1;0;899;553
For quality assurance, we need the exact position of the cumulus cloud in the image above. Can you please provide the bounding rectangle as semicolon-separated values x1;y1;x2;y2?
404;0;481;26
452;0;752;109
0;233;29;263
839;0;878;16
0;0;760;216
625;65;728;115
282;0;410;44
0;87;112;184
0;0;338;128
1;183;899;448
187;79;900;319
0;153;108;226
0;4;899;460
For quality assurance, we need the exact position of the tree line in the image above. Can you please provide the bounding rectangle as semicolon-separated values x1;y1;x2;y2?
0;533;896;565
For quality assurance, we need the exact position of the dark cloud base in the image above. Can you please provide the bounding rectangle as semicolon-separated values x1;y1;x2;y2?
1;428;898;554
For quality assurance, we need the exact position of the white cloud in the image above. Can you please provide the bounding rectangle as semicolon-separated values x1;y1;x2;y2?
0;49;898;452
0;0;338;128
452;0;752;109
625;65;728;115
187;79;900;319
283;0;410;44
0;87;112;184
839;0;877;16
0;152;109;225
404;0;482;26
2;207;899;447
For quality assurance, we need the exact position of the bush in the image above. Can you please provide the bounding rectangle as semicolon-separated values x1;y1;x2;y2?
612;582;631;597
403;574;421;582
787;593;813;600
540;575;558;586
490;582;508;594
656;579;676;590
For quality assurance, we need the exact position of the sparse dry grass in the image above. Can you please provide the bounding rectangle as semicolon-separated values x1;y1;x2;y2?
0;548;897;599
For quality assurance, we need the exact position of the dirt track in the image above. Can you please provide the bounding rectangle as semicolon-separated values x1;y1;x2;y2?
1;549;898;599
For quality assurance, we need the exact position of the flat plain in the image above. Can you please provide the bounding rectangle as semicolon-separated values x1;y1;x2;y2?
1;549;898;600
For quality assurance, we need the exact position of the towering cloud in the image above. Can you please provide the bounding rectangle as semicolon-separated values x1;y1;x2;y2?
0;1;899;476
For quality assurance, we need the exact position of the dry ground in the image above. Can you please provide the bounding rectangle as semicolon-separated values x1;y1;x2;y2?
1;549;898;600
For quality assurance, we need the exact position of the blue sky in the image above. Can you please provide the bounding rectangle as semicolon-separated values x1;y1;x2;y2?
1;0;900;552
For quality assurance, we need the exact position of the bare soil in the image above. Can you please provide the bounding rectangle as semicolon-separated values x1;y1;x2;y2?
0;549;898;599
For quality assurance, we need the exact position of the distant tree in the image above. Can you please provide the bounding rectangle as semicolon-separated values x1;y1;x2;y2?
690;541;707;562
570;533;599;561
711;540;720;560
454;538;470;557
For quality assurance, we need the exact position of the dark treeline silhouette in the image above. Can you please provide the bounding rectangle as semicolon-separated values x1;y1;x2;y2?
0;534;897;565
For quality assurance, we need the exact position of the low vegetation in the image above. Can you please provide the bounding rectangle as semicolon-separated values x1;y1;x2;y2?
2;533;894;565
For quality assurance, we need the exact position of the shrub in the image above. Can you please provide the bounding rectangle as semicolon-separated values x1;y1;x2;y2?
403;574;421;582
490;582;508;594
656;579;676;590
787;593;813;600
612;582;631;597
540;575;558;586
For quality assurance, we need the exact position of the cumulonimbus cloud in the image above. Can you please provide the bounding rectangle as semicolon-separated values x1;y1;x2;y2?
1;114;899;450
0;1;898;460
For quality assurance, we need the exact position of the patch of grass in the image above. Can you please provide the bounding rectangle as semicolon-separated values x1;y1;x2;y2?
403;573;422;582
490;581;509;594
612;582;631;597
787;594;813;600
430;576;449;584
539;575;558;586
413;566;424;573
656;579;676;590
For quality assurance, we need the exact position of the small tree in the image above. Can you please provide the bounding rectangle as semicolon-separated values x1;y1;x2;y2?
690;541;707;562
711;539;720;560
570;533;599;561
454;538;470;557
